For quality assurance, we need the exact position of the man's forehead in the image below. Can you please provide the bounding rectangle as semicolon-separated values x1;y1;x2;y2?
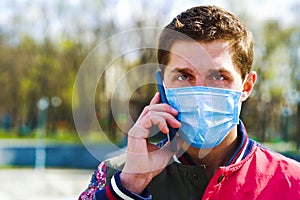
169;40;211;57
166;40;241;76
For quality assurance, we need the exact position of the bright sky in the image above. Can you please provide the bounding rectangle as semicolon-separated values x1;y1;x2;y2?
108;0;299;33
162;0;297;26
0;0;298;43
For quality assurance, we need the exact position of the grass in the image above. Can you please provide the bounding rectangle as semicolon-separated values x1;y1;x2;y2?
0;128;126;145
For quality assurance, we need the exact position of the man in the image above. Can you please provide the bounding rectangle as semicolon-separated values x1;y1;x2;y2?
79;5;300;200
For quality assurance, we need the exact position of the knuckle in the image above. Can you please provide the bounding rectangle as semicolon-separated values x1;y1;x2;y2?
143;105;151;113
163;112;173;120
161;103;170;110
146;110;154;119
162;104;174;113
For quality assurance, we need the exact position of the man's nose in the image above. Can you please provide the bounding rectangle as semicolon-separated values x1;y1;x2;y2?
194;75;207;87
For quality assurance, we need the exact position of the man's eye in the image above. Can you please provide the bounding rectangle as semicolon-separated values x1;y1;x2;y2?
213;73;225;81
177;74;189;81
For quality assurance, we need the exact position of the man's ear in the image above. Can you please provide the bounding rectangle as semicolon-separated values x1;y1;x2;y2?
241;71;257;102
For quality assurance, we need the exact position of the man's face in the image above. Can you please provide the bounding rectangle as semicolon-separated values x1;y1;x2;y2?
164;40;243;91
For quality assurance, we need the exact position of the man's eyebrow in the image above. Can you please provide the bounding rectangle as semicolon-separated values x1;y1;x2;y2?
206;68;232;74
170;67;197;74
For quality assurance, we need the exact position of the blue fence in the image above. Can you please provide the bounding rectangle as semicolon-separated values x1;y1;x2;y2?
0;143;299;169
0;143;123;169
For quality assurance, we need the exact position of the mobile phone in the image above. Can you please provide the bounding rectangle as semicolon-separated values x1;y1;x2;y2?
155;70;177;152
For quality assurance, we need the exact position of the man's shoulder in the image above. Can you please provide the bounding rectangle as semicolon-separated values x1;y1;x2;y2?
255;143;300;176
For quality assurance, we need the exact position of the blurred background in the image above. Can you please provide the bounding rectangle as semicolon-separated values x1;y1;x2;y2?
0;0;300;199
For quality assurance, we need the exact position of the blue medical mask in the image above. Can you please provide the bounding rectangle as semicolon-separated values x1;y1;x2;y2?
165;86;242;148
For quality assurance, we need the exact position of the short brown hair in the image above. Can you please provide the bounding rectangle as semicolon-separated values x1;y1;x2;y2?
157;5;253;79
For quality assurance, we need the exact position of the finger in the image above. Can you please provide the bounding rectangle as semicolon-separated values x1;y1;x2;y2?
130;111;181;139
150;92;161;105
139;103;178;119
136;114;169;134
147;112;181;133
153;103;178;115
152;116;169;133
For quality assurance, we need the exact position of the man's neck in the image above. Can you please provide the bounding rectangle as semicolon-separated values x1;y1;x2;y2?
185;127;240;179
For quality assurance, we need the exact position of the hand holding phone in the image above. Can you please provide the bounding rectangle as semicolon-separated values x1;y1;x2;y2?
155;70;178;152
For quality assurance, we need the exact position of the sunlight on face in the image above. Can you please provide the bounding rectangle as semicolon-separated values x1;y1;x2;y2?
164;40;243;90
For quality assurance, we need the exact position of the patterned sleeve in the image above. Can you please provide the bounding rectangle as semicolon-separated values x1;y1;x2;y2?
79;160;152;200
78;161;107;200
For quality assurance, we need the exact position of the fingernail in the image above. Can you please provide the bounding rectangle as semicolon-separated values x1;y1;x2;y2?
172;107;178;113
175;121;181;127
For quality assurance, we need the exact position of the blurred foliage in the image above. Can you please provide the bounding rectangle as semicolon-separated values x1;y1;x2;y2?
0;35;86;135
0;1;300;151
241;20;300;150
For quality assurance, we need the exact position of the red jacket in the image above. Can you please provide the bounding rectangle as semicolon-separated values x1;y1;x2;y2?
203;144;300;199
